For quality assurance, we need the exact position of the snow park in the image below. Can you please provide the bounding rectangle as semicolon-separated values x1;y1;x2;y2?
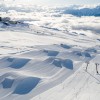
0;0;100;100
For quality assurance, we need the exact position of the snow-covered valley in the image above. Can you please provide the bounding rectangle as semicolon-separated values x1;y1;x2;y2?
0;3;100;100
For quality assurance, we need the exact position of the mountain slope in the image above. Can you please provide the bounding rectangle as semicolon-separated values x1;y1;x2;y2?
0;4;100;100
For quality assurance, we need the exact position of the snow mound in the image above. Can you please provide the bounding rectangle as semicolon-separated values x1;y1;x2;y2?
1;77;14;89
52;58;73;69
85;48;97;53
20;50;59;58
13;77;40;95
82;52;91;58
61;59;73;69
74;51;82;57
0;57;30;69
60;44;71;49
73;51;91;58
43;50;59;56
0;73;17;90
8;58;30;69
0;72;41;95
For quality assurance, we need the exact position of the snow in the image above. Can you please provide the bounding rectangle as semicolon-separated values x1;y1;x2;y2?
0;3;100;100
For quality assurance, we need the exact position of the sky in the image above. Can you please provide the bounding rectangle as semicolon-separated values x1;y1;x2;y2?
30;0;100;5
1;0;100;6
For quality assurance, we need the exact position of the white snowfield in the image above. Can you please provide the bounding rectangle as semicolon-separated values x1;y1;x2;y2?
0;3;100;100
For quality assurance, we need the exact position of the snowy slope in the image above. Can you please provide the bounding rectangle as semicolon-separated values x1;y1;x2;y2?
0;3;100;100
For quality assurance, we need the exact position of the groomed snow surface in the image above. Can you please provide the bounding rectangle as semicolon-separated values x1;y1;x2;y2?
0;4;100;100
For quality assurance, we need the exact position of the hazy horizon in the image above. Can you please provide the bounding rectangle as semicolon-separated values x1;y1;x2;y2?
1;0;100;6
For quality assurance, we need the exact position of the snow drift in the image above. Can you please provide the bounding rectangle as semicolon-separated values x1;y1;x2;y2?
0;2;100;100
